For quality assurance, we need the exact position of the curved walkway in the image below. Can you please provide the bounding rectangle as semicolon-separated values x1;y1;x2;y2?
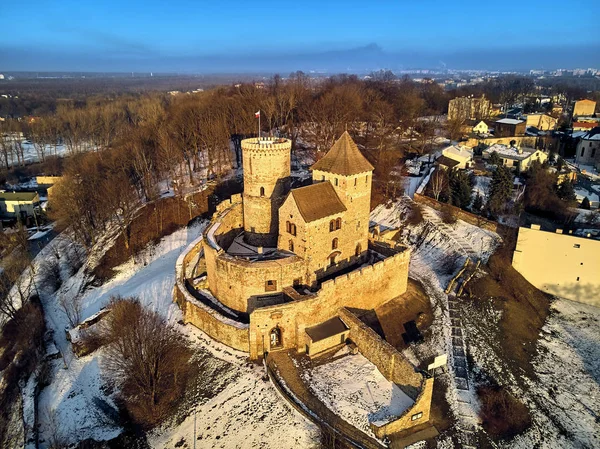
266;350;385;449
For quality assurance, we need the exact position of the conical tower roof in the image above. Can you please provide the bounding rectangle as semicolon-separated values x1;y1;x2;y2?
311;131;374;176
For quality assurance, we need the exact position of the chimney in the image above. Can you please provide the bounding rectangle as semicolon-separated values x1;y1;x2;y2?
556;229;563;234
531;224;541;230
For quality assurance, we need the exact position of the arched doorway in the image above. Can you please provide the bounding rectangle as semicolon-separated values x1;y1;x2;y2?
270;326;282;349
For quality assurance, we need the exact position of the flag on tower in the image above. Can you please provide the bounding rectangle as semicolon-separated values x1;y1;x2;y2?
255;110;260;118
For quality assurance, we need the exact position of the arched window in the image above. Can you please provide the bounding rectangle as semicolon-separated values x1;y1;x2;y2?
286;221;291;233
289;240;294;252
329;254;338;266
335;218;342;230
260;186;265;197
332;238;338;250
329;220;335;232
355;243;362;257
290;223;296;236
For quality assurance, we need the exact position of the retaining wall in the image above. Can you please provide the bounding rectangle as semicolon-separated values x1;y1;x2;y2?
174;234;249;352
338;308;422;397
414;193;503;233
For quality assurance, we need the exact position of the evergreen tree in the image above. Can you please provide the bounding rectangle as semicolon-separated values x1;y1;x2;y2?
556;180;577;203
448;169;473;210
472;193;484;214
581;196;591;210
488;165;513;216
488;151;501;166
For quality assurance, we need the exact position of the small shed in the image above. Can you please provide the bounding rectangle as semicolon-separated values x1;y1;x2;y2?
304;316;349;358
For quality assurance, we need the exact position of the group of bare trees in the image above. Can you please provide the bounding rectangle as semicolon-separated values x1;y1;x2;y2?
31;74;453;248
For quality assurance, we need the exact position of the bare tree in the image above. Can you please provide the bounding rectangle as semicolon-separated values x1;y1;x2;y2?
102;297;192;426
430;169;448;201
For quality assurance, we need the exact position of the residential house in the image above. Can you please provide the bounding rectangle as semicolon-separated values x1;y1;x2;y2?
440;145;474;169
525;113;557;131
435;155;460;170
0;191;40;220
573;99;597;117
494;118;526;137
483;144;548;171
472;120;489;134
575;127;600;170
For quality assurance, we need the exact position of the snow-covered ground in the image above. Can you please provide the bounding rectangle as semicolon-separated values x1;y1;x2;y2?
371;197;600;448
302;350;414;438
30;221;318;448
471;176;491;203
151;326;319;449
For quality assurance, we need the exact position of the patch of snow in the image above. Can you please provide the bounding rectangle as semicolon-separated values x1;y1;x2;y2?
304;353;414;438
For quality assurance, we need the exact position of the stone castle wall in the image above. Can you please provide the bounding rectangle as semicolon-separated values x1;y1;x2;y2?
174;235;250;352
249;243;411;358
371;378;434;438
204;197;306;313
337;308;422;396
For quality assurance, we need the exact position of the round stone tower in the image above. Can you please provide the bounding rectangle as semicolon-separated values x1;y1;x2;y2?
241;137;292;247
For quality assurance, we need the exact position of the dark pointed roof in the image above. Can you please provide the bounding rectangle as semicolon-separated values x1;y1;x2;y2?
289;182;346;223
311;132;374;176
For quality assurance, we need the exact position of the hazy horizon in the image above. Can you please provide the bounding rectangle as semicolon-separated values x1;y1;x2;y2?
1;0;599;73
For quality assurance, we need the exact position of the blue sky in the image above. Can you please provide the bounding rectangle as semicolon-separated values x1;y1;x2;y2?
1;0;599;72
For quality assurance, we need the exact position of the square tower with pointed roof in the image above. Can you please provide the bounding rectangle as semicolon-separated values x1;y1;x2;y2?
278;132;374;284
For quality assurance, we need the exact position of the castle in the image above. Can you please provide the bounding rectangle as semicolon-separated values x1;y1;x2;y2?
174;132;411;359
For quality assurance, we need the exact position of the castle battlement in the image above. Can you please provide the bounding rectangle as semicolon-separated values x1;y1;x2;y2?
241;137;292;153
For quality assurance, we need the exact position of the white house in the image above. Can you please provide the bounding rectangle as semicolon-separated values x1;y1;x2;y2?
0;191;40;219
472;120;489;134
483;144;548;171
440;144;474;169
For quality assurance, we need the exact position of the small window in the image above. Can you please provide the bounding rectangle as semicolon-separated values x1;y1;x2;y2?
265;280;277;292
365;175;368;184
355;243;362;256
288;240;294;252
581;148;585;157
335;218;342;230
574;244;581;248
321;175;325;181
329;220;335;232
512;160;518;167
260;186;265;197
290;223;297;236
592;148;596;158
335;178;338;186
286;221;291;233
576;277;580;281
411;412;423;421
332;238;338;250
354;178;357;186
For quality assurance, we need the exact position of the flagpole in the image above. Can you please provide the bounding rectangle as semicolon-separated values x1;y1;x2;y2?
258;110;261;140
